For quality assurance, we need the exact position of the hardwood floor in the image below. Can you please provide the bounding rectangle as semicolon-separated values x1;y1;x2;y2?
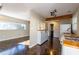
0;37;61;55
27;37;61;55
0;36;29;55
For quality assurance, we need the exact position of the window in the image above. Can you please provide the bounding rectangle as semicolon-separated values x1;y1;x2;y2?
0;22;26;30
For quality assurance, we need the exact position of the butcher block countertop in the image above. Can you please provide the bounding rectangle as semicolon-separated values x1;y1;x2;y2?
63;39;79;49
63;33;79;49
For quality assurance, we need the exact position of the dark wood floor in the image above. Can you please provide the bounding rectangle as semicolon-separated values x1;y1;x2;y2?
0;36;29;55
27;37;61;55
0;37;61;55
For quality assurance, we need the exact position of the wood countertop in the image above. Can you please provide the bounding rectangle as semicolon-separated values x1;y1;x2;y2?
62;33;79;49
63;39;79;49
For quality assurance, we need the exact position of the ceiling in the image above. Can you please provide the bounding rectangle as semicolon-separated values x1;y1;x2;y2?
0;3;79;20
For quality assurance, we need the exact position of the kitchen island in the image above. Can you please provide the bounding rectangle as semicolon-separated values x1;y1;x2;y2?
60;33;79;55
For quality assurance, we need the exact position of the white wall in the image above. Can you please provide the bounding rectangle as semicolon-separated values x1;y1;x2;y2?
29;10;45;48
0;8;30;20
0;30;28;41
60;19;72;24
0;15;29;41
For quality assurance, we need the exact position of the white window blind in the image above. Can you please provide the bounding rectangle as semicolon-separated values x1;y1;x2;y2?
0;22;26;30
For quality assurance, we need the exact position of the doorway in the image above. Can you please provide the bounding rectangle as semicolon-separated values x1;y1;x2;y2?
49;24;54;49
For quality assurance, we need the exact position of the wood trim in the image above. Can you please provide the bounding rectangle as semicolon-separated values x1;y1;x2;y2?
46;14;72;21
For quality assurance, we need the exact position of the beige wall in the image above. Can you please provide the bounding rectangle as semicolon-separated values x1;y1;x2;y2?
0;15;29;41
47;21;60;37
0;15;27;24
47;19;72;38
60;19;72;24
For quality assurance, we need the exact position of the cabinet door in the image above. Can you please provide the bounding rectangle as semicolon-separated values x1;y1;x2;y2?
62;46;79;55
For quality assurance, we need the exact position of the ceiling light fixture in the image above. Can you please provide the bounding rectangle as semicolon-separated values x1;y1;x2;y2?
50;9;57;17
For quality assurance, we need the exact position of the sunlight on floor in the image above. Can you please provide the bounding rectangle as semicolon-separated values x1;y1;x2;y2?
50;50;53;55
49;49;57;55
0;44;26;55
18;40;30;45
